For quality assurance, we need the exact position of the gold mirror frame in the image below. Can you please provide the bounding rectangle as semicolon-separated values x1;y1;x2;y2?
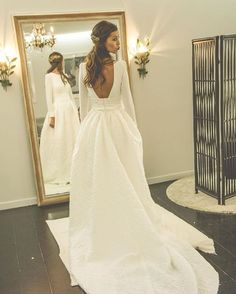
13;11;129;206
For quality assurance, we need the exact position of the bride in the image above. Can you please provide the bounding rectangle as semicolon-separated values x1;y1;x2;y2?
47;20;219;293
40;52;80;185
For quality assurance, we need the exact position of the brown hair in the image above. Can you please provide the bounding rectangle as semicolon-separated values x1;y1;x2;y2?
47;52;69;85
84;20;118;88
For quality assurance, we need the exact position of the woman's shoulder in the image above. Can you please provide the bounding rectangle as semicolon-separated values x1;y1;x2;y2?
117;59;128;67
116;59;128;72
78;59;127;70
45;72;57;78
118;59;127;63
79;62;86;69
45;72;53;82
118;59;126;64
45;72;62;79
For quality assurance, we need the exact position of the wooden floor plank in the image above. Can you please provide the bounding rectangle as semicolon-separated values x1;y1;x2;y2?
13;207;53;294
0;210;22;294
1;181;235;293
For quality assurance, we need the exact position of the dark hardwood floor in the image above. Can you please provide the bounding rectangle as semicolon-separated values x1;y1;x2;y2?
0;180;235;294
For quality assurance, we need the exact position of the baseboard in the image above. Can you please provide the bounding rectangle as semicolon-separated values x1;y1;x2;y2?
0;196;37;211
0;170;194;211
147;170;194;185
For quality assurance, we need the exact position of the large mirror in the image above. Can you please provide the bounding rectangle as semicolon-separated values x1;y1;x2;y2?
14;12;129;206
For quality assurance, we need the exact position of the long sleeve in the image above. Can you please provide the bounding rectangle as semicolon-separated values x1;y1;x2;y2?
79;62;91;122
120;60;137;125
64;73;78;110
45;74;55;117
68;85;78;109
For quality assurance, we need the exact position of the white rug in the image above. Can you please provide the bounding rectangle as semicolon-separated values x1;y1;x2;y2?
166;176;236;214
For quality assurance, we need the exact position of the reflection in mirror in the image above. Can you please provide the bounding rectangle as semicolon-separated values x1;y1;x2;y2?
38;51;80;196
14;12;128;205
22;19;122;197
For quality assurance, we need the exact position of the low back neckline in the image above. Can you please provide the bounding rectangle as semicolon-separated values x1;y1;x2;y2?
92;61;118;99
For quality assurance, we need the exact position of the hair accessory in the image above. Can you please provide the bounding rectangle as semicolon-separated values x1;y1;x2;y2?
91;34;100;43
49;53;62;63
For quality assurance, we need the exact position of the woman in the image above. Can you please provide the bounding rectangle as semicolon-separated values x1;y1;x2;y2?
40;52;80;186
47;22;219;293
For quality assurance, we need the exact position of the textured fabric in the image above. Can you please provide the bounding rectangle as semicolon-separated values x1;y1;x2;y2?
46;60;219;293
40;73;80;184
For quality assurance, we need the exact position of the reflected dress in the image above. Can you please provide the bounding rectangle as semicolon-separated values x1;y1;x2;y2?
47;60;219;294
40;73;80;185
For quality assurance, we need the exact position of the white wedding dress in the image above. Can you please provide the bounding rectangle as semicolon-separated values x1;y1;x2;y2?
40;73;80;185
46;60;219;293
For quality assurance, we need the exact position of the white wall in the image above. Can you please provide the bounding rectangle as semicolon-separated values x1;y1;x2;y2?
1;0;236;209
123;0;236;181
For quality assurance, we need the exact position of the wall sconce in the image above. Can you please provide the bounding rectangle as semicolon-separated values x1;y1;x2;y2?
134;38;151;79
0;49;17;91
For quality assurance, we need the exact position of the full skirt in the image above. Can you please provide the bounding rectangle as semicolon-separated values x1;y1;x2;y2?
40;101;80;184
48;107;219;294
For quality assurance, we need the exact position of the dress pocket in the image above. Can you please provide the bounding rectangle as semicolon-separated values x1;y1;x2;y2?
121;110;143;143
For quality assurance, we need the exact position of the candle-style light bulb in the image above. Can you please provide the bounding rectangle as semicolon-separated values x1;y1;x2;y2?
50;26;54;34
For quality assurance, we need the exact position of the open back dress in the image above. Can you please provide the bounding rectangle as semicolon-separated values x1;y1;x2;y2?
46;59;219;294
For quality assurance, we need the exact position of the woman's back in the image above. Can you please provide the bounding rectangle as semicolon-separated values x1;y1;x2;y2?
92;61;115;99
78;60;137;124
45;72;72;102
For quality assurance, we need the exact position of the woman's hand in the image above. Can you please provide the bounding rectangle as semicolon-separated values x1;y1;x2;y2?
49;117;55;128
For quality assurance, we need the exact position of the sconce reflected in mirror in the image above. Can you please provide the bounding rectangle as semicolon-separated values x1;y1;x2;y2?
0;47;17;91
131;37;151;79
